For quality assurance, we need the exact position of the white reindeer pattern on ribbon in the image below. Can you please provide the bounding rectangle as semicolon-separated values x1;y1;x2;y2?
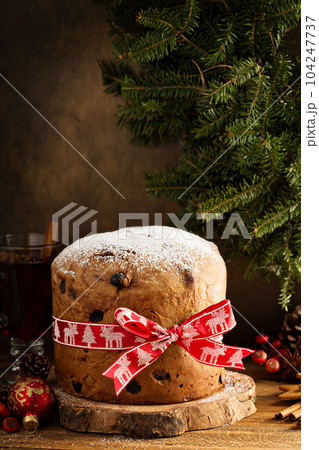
114;355;132;384
205;309;229;335
200;345;226;364
100;326;125;348
63;323;78;346
116;309;135;325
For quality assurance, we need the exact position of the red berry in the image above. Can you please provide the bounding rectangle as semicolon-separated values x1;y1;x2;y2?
265;358;280;373
255;334;269;344
277;348;289;358
270;339;282;349
252;349;267;365
2;417;19;433
0;402;10;420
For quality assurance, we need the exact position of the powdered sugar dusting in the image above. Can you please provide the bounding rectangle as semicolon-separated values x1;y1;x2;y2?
54;226;222;278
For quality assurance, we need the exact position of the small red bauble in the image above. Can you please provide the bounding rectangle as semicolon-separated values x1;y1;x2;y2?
270;339;282;349
265;358;280;373
0;401;11;420
2;417;19;433
252;350;267;365
7;377;55;431
255;334;269;344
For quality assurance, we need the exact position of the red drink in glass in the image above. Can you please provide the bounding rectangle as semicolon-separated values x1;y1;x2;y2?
0;233;63;373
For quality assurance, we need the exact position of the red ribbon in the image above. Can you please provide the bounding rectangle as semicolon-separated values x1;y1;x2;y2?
53;299;254;396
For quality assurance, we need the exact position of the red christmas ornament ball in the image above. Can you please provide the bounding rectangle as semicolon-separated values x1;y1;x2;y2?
7;377;55;431
265;358;280;373
2;417;19;433
252;349;267;365
255;334;269;344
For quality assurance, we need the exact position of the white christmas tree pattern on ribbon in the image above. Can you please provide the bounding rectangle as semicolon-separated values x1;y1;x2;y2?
136;347;154;367
53;318;60;341
82;325;97;348
227;349;244;368
180;323;200;349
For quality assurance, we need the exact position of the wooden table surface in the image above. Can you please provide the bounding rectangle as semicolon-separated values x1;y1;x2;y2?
0;360;301;450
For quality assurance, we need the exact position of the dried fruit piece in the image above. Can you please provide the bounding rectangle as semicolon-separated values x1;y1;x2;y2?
126;380;141;394
60;279;66;293
89;310;104;323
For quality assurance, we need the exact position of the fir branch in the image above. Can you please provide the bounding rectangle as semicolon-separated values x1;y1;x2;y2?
247;65;262;123
179;33;210;56
182;0;198;31
272;6;300;18
125;35;175;62
252;201;301;238
200;178;267;214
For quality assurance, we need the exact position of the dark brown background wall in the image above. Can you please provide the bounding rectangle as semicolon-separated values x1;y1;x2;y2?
0;0;299;348
0;0;181;234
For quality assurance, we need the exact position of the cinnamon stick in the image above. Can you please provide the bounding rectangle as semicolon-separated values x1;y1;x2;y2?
275;401;301;420
289;408;301;421
297;418;301;428
279;384;300;392
40;220;58;260
278;387;301;400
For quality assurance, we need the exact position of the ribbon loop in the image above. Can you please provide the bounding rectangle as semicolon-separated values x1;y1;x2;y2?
114;307;169;340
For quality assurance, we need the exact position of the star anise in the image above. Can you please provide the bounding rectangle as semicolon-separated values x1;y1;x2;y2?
281;349;301;380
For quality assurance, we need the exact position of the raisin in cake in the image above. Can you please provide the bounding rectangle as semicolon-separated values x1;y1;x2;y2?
52;226;227;404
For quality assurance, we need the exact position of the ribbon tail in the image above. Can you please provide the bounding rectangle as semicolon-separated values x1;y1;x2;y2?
222;345;255;370
102;338;171;396
102;349;136;396
179;339;254;371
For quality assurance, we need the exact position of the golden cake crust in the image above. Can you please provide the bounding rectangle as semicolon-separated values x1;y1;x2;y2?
52;226;227;404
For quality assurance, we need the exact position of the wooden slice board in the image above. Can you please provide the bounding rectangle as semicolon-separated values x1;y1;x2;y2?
55;371;256;438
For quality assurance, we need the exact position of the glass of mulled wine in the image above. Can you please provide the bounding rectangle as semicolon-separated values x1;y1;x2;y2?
0;233;63;373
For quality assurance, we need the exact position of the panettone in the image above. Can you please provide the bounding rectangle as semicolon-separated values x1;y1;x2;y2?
52;226;227;404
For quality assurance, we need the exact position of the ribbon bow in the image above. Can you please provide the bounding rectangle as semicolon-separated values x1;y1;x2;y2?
102;299;253;395
53;299;253;396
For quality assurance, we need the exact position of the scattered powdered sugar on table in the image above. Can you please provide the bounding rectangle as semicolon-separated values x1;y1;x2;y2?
199;371;254;402
54;226;222;278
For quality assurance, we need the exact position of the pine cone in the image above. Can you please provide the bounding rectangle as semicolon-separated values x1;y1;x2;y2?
19;353;50;380
279;305;301;352
0;381;11;405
